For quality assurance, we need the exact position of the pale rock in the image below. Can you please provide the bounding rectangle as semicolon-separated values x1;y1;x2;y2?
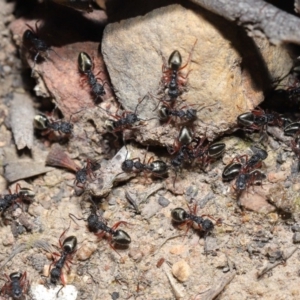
239;191;276;214
172;259;191;282
31;284;78;300
76;242;97;261
102;4;292;145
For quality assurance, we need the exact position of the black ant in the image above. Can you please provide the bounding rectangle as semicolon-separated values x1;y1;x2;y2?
171;204;222;237
234;169;266;192
0;184;35;214
78;52;109;103
74;159;101;189
69;206;131;256
22;21;58;76
34;113;73;136
222;147;267;192
238;107;284;134
0;271;29;300
187;135;226;168
222;147;268;181
153;40;197;110
47;228;77;294
33;107;85;138
118;144;169;181
101;95;154;138
158;102;217;125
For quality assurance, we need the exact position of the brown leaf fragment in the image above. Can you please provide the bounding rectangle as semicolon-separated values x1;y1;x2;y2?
46;143;80;172
10;92;35;150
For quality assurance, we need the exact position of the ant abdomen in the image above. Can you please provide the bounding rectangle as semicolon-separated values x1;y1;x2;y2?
112;229;131;245
171;207;187;222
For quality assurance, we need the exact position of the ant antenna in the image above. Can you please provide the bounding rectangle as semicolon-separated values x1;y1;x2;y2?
134;94;148;114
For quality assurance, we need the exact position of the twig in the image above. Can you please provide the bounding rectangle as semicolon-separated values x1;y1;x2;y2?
189;0;300;45
257;247;298;279
195;271;236;300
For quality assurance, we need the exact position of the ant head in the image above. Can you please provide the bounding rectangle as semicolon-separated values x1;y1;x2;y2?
78;52;93;73
202;219;214;232
168;50;182;70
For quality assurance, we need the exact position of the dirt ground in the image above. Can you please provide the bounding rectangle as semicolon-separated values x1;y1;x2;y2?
1;1;300;300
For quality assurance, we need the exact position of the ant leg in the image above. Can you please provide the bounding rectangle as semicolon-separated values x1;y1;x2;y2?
58;224;71;248
56;285;65;297
111;221;132;230
95;231;106;240
178;39;198;72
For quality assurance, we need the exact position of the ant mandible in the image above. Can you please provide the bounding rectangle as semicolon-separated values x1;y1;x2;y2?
78;52;109;103
0;272;29;300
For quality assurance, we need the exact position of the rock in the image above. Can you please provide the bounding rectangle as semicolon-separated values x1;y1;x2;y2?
267;171;288;183
172;260;191;282
239;191;276;214
292;224;300;232
76;242;97;261
169;245;187;255
31;284;78;300
102;4;292;145
158;196;170;207
293;233;300;243
9;11;112;119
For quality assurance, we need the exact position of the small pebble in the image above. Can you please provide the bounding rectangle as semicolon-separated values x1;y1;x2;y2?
293;232;300;243
292;224;300;232
76;242;97;261
172;260;191;282
158;196;170;207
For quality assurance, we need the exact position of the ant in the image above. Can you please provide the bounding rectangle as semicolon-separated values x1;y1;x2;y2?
171;204;222;237
34;113;73;136
153;40;197;110
0;184;35;214
222;147;268;181
187;135;226;168
101;95;154;138
158;102;217;125
234;169;266;192
74;159;101;189
222;147;267;193
78;52;108;103
238;107;284;134
0;272;29;300
119;145;168;180
69;205;131;256
290;134;300;171
47;228;77;294
23;21;58;76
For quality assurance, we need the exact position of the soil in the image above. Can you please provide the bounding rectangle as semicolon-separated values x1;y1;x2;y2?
1;1;300;300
